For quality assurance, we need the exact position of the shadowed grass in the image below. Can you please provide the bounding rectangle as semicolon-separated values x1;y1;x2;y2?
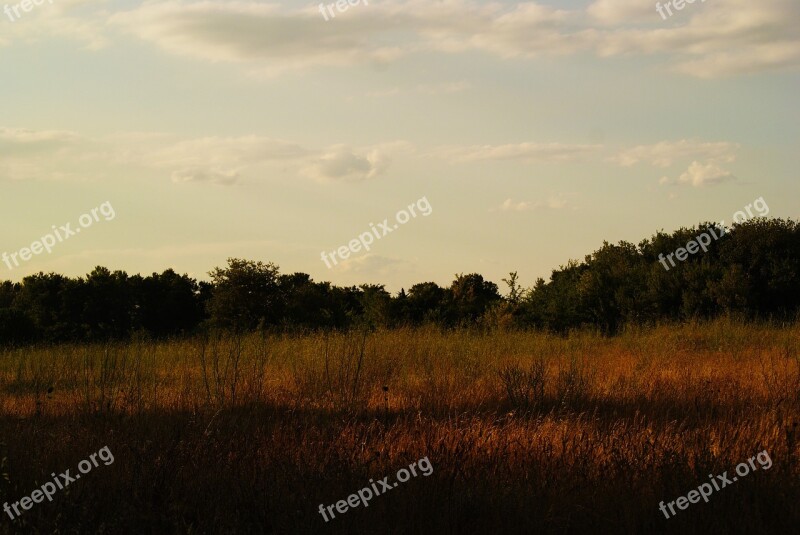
0;319;798;533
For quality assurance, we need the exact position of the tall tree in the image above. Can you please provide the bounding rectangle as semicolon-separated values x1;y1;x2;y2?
208;259;282;331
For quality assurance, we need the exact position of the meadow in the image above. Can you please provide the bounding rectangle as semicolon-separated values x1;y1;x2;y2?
1;319;798;534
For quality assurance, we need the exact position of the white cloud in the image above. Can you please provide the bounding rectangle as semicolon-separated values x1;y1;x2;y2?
660;160;736;187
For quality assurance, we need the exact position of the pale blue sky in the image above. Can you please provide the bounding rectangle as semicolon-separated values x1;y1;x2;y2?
1;0;798;291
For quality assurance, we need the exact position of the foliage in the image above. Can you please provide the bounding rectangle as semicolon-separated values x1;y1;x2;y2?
2;218;800;344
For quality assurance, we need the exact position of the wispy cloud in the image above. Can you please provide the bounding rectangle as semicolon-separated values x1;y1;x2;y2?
610;140;738;168
0;126;413;186
443;142;601;163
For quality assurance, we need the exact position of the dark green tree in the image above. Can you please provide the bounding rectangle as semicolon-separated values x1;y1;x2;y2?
208;259;282;331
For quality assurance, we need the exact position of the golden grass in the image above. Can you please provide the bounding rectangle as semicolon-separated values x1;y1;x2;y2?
1;319;798;533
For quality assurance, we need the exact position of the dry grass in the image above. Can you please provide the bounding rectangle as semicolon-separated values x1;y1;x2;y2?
1;319;799;533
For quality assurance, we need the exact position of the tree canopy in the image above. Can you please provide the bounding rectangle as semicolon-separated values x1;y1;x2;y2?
1;217;799;344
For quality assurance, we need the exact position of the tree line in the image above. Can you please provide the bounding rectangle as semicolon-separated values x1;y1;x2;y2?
1;218;799;345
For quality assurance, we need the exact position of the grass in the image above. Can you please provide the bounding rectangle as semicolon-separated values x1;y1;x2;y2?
0;318;798;533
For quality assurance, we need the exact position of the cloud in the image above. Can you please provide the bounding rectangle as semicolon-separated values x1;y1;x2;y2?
102;0;800;79
664;0;800;78
148;136;409;185
444;142;601;163
587;0;657;25
610;140;738;167
591;0;800;78
660;160;736;187
0;0;108;49
0;127;80;152
0;125;748;191
108;0;405;76
672;41;800;78
610;139;739;187
1;0;796;79
302;145;389;183
0;127;90;181
145;135;309;185
497;199;532;212
0;125;408;186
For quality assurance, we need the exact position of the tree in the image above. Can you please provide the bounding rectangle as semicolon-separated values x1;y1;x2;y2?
406;282;447;325
13;272;76;341
82;267;134;340
449;273;501;325
358;284;392;328
279;273;334;329
131;269;204;337
0;280;35;345
577;242;642;335
502;271;524;305
208;259;282;331
521;262;587;333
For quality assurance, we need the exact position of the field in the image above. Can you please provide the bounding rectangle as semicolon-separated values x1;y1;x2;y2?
1;319;799;534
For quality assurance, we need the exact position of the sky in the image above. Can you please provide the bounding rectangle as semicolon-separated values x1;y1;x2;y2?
1;0;798;293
